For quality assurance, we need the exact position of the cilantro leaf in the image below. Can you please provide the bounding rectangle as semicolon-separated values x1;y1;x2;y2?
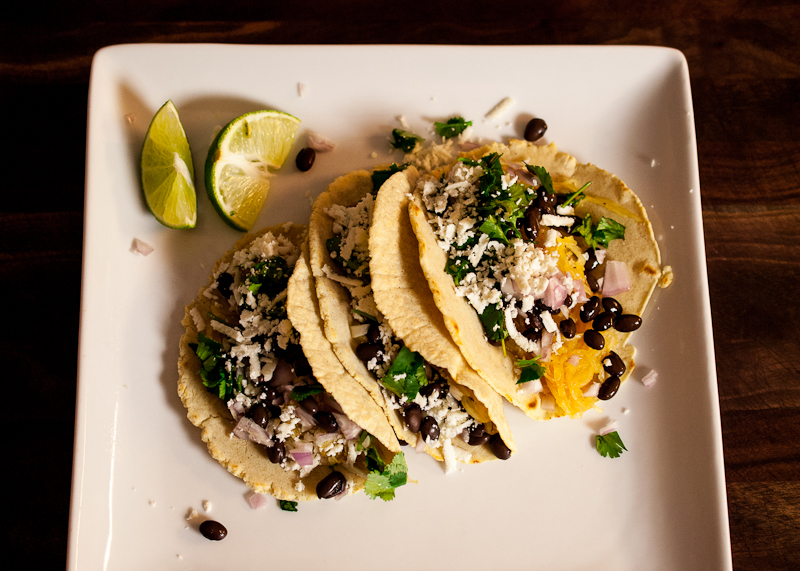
478;215;511;245
596;431;628;458
247;256;290;298
380;346;428;400
390;129;424;153
434;116;472;139
457;157;480;167
365;452;408;501
371;163;409;191
573;213;626;249
444;255;472;285
190;333;241;401
479;303;508;343
279;500;298;512
516;357;546;384
525;164;554;194
290;383;325;402
353;309;378;322
561;181;591;207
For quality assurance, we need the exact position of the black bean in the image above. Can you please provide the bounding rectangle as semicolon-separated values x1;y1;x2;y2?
603;351;626;377
523;327;543;342
538;187;557;206
271;359;295;386
423;362;433;381
199;520;227;541
316;471;346;499
518;206;540;241
216;272;234;299
398;439;408;446
536;299;561;315
295;147;315;172
489;433;512;460
356;343;383;365
420;380;444;398
524;117;548;142
262;386;279;405
314;410;339;433
367;323;381;344
559;318;576;339
593;312;615;332
580;296;601;323
403;403;422;433
614;314;642;332
298;396;319;416
584;329;605;350
468;424;491;446
266;440;285;464
585;248;599;272
248;403;270;428
267;404;282;419
598;375;621;400
586;272;600;293
292;353;313;378
419;416;440;442
602;297;622;314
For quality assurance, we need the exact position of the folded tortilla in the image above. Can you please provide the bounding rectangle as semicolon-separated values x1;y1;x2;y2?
407;141;662;420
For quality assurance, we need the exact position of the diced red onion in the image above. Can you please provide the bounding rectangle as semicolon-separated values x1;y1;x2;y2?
602;260;632;296
542;275;568;309
460;428;471;442
294;405;317;428
507;162;535;185
232;417;273;446
290;451;314;466
459;141;481;151
572;280;589;303
595;249;607;264
599;419;618;436
332;412;362;440
307;131;336;152
228;400;246;421
568;355;581;367
130;238;154;256
500;277;521;297
641;370;658;387
247;492;270;509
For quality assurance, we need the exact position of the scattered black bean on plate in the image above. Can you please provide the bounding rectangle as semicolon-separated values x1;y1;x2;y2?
317;470;347;499
524;117;548;142
199;520;227;541
295;147;316;171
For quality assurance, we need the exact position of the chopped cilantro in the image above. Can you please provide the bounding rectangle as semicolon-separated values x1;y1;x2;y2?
457;157;480;167
479;303;508;343
479;214;513;245
189;333;241;401
246;256;290;299
326;236;366;276
365;452;408;501
516;357;546;384
371;163;409;191
434;116;472;139
390;129;424;153
573;213;626;249
562;181;591;207
279;500;298;512
596;431;627;458
444;255;472;285
380;346;428;399
525;164;554;194
289;383;325;402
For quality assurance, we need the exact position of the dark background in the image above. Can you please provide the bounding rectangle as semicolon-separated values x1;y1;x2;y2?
2;1;798;569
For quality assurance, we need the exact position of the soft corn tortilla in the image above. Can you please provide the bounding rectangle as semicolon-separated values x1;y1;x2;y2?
178;224;396;501
309;169;515;462
370;167;515;458
407;141;661;420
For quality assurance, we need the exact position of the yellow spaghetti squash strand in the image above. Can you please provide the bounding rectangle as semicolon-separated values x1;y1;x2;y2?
544;335;604;418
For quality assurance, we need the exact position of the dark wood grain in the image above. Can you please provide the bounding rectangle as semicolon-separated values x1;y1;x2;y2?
2;2;798;569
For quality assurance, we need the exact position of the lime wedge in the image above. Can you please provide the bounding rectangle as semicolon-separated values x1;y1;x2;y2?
205;110;300;231
140;100;197;229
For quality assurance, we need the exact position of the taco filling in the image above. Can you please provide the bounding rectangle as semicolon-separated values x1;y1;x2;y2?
320;171;512;467
414;149;651;419
184;228;406;500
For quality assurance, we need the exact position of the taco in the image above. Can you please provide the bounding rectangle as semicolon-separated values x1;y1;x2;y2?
407;141;663;420
177;223;406;502
308;167;515;472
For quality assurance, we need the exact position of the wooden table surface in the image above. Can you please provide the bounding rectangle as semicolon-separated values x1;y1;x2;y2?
2;2;798;569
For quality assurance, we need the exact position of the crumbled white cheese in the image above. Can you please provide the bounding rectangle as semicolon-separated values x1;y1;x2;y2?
485;96;515;120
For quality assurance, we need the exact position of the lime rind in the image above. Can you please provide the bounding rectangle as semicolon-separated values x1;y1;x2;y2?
205;110;299;231
140;100;197;229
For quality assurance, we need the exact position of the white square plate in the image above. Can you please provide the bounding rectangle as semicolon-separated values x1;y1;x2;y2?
72;45;731;570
